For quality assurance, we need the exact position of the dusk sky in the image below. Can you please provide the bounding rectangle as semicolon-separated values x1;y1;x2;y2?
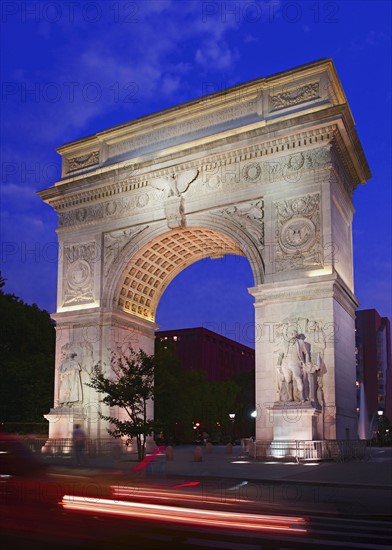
1;0;391;347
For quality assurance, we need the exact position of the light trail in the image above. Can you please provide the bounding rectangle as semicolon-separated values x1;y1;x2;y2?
61;495;307;534
110;485;252;505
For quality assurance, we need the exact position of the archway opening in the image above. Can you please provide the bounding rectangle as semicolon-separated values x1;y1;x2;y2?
156;255;255;348
114;226;258;443
115;226;257;324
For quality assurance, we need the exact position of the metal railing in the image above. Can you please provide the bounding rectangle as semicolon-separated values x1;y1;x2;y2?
16;436;137;458
248;439;368;462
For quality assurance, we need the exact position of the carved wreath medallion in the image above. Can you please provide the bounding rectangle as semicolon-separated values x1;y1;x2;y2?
275;193;322;272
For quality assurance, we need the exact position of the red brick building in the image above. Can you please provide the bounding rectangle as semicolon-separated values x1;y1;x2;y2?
156;327;255;381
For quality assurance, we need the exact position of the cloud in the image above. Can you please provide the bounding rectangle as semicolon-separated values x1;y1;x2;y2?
351;28;390;51
195;40;239;70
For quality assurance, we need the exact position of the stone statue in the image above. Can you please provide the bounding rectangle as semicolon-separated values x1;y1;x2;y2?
275;319;325;406
58;346;83;405
304;319;326;405
276;329;311;402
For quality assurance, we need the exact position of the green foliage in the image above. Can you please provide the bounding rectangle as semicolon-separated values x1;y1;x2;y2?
153;339;248;443
0;274;55;433
87;348;156;461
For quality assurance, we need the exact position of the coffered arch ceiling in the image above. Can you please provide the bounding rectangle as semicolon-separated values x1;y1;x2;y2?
115;227;247;323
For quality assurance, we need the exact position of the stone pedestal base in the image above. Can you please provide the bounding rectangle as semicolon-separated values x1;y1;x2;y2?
266;402;321;458
42;406;85;454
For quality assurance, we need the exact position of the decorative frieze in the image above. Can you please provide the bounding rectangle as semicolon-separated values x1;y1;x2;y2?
57;146;331;229
274;193;322;272
53;125;335;224
59;193;150;228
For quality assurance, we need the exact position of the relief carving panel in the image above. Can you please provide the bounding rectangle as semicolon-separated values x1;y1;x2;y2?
62;242;96;306
67;151;99;172
269;82;320;112
104;226;148;277
215;200;264;247
274;193;322;272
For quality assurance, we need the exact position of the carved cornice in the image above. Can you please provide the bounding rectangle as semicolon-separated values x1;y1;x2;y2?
250;272;358;318
252;285;333;304
330;130;362;196
48;125;337;213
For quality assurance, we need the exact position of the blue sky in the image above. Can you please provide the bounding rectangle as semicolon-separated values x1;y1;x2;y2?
1;0;391;347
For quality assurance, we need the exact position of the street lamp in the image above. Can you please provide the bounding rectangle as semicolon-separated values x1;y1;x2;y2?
377;410;384;445
228;413;235;442
251;410;257;418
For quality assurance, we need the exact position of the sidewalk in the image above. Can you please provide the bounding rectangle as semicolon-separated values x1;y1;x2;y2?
45;444;392;487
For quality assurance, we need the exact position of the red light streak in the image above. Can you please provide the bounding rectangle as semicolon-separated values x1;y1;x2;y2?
130;446;165;472
61;495;307;534
110;485;250;505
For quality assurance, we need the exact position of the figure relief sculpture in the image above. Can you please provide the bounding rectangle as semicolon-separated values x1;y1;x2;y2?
275;320;324;406
149;169;199;198
304;319;327;406
149;169;199;228
58;344;83;406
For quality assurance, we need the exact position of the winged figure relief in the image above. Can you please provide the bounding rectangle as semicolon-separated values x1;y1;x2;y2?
149;169;199;197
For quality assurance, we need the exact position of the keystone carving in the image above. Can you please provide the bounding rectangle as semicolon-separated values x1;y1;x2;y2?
149;169;199;198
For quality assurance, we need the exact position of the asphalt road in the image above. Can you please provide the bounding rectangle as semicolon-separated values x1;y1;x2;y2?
2;444;391;549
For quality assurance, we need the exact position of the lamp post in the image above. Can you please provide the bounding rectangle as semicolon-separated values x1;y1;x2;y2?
229;413;235;443
377;410;384;445
250;410;257;440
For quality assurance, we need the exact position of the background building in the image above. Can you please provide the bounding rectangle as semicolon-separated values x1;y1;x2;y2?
156;327;255;381
356;309;392;437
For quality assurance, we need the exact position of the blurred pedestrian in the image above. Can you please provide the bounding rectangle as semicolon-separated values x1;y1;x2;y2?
72;424;87;466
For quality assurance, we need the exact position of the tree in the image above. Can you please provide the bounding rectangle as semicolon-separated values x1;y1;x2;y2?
87;348;156;461
0;274;55;433
154;339;183;442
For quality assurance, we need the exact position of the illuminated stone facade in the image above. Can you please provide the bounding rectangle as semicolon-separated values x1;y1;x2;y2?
39;59;370;446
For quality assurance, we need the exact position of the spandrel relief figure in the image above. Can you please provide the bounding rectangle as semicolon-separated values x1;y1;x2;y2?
58;345;83;406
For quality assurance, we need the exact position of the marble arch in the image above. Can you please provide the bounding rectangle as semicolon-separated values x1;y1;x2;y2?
39;59;370;449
